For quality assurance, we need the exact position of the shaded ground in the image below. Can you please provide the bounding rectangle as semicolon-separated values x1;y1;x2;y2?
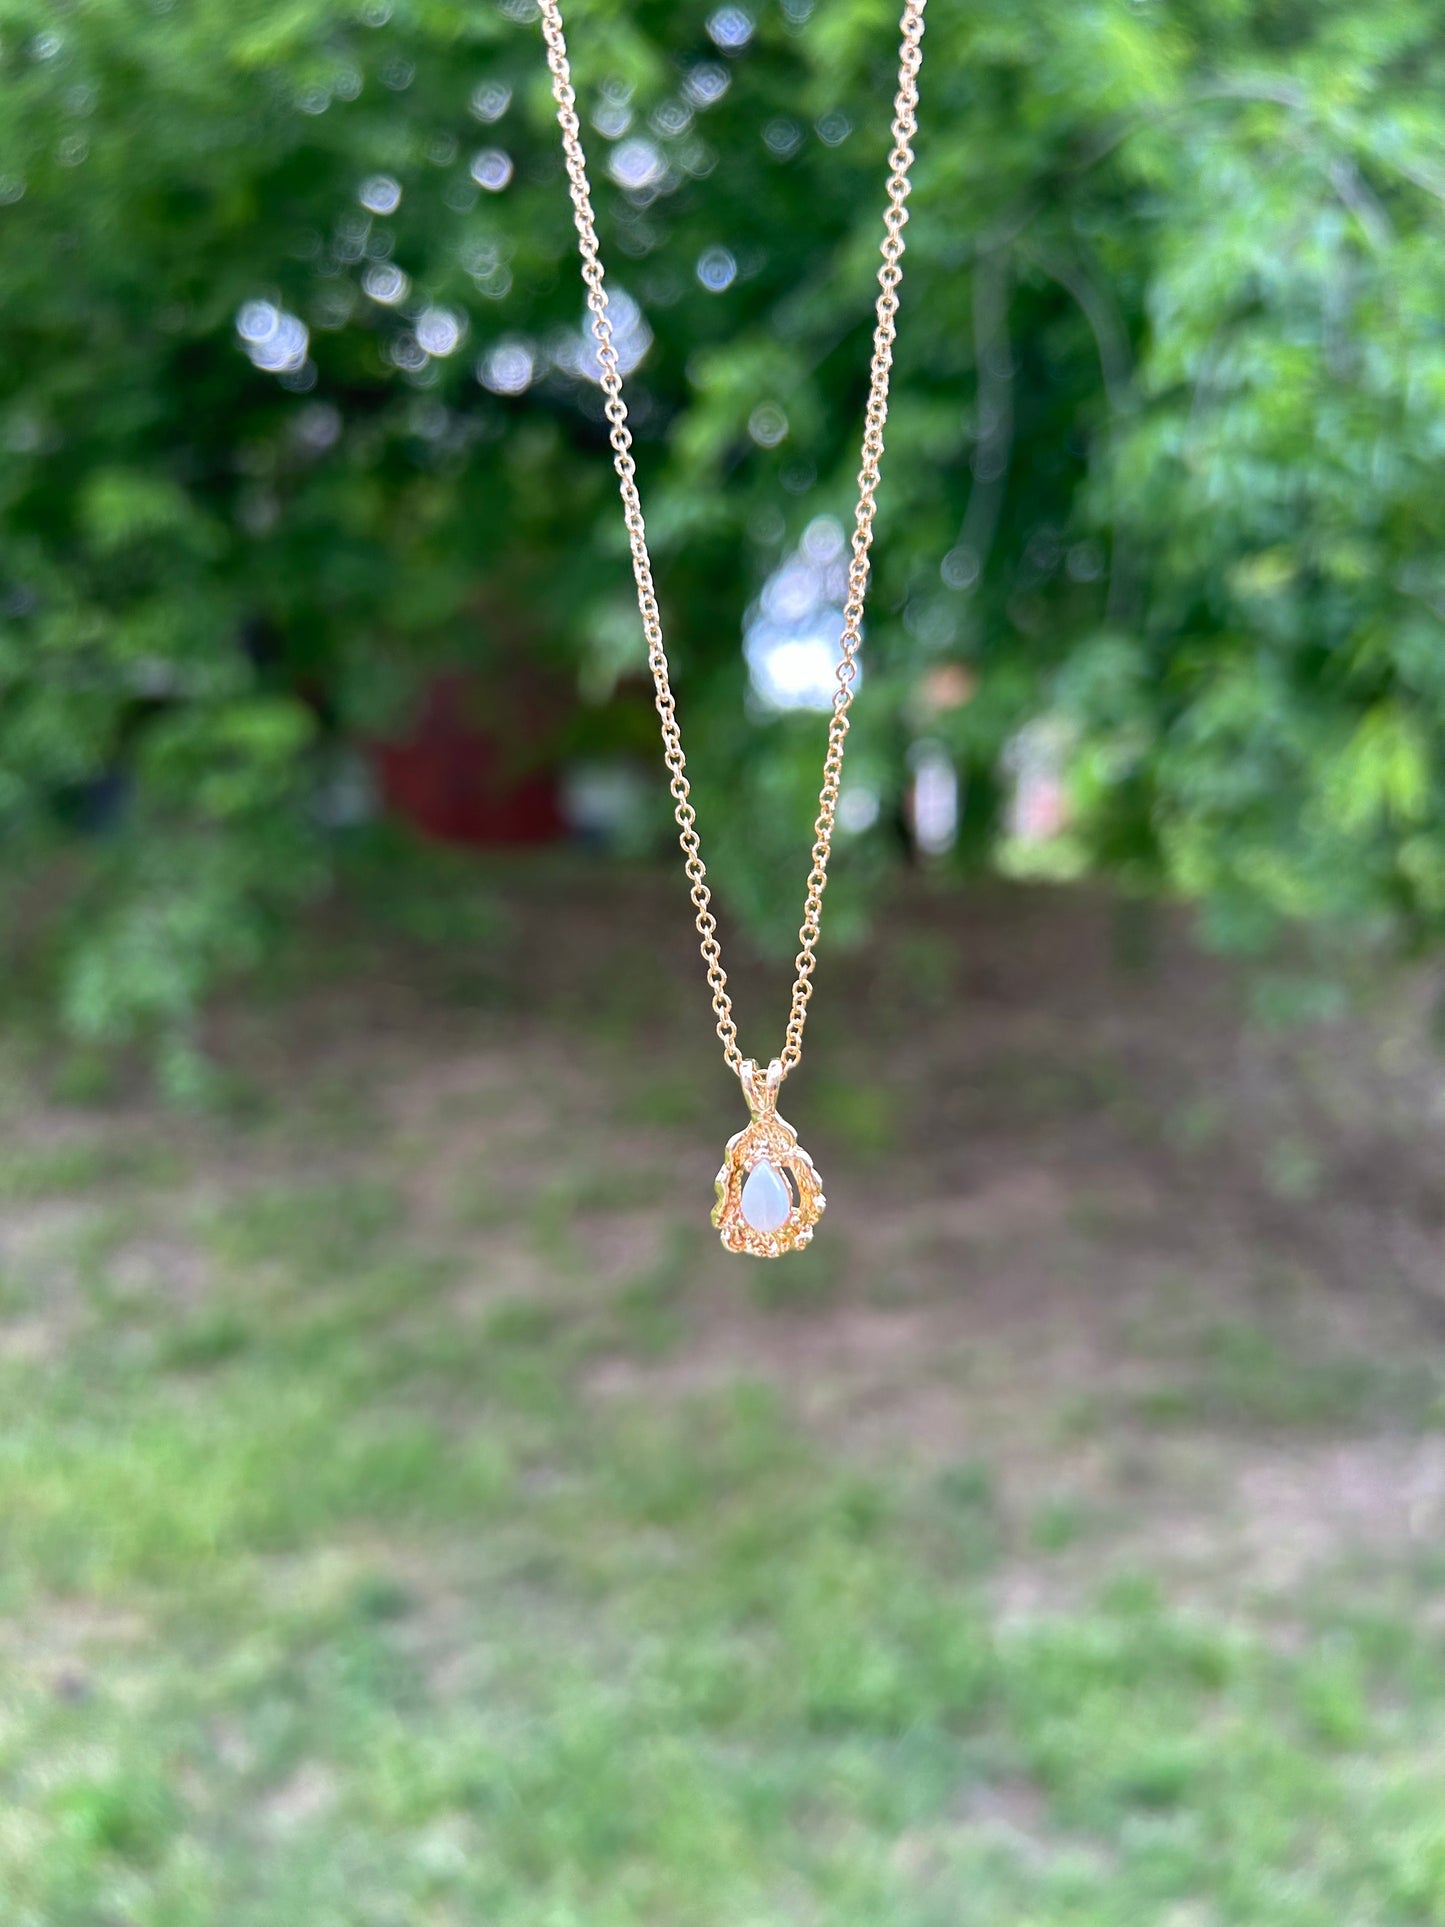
3;865;1445;1924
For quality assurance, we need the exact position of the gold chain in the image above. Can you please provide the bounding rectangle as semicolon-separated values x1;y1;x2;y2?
539;0;926;1082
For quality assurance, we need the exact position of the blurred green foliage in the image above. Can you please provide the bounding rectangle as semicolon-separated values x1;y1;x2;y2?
3;0;1445;1077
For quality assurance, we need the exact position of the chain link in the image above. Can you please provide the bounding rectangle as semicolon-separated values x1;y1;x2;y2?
539;0;926;1080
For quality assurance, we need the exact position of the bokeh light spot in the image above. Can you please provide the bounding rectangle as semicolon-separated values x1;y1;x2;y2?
706;7;754;51
470;81;512;123
361;262;410;305
608;138;665;192
764;118;803;160
838;785;881;834
359;174;402;214
416;307;465;357
749;402;789;448
940;545;980;591
470;148;514;192
697;246;737;293
236;301;310;375
684;64;730;108
479;339;535;395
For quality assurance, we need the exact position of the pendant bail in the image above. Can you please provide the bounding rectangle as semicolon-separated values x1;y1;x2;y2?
739;1055;785;1120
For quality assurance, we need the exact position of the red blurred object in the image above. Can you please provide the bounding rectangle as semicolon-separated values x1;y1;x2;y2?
369;670;567;848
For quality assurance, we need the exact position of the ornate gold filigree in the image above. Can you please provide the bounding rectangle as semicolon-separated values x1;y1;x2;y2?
712;1058;826;1258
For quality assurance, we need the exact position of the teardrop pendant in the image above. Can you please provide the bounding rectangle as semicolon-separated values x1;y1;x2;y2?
712;1058;825;1258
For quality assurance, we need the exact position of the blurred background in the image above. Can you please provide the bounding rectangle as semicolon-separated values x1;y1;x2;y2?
6;0;1445;1920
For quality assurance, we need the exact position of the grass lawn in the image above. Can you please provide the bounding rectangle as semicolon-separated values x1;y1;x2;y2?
3;869;1445;1925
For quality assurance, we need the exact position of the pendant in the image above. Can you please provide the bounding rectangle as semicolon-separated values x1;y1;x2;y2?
712;1057;825;1257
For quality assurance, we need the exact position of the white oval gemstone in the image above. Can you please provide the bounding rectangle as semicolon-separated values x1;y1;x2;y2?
740;1161;792;1234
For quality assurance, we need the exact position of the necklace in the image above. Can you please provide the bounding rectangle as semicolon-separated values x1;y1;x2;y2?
539;0;926;1256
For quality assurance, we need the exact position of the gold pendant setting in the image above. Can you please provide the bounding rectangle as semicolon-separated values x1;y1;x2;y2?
712;1058;825;1258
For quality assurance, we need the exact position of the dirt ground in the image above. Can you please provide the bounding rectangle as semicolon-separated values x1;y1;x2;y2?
226;868;1445;1603
8;867;1445;1922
